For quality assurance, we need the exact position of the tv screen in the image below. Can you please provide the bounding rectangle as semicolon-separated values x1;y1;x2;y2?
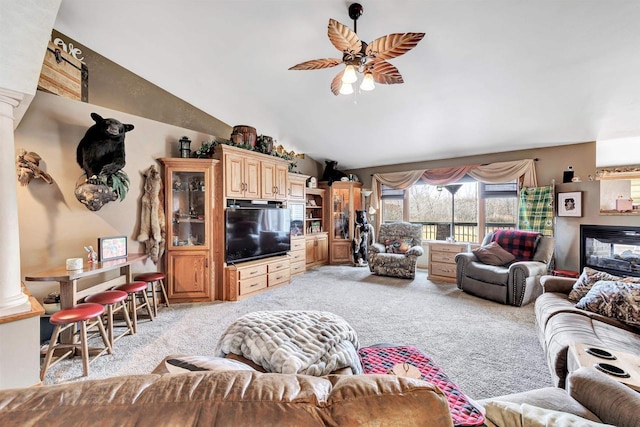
225;207;291;263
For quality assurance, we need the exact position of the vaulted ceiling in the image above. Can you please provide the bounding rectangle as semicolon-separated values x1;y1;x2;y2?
54;1;640;169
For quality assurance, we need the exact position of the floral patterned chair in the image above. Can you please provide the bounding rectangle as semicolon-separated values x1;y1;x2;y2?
368;222;424;279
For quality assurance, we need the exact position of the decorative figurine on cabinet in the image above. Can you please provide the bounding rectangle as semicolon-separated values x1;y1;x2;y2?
352;210;375;267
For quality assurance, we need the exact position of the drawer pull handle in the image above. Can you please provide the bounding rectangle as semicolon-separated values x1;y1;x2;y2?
250;282;261;288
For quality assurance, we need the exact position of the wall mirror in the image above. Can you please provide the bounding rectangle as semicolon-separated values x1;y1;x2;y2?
597;166;640;215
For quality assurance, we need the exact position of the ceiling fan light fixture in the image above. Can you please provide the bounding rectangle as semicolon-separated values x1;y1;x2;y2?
360;73;375;91
339;82;354;95
288;3;424;96
341;65;358;83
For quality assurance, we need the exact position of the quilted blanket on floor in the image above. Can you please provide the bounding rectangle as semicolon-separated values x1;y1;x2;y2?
214;310;362;376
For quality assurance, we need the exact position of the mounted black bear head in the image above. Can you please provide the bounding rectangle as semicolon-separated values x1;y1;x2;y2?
76;113;134;183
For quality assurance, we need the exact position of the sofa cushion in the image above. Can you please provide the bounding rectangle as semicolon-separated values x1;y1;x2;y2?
484;401;612;427
568;267;625;302
491;230;541;261
465;261;510;285
472;241;516;266
384;237;413;254
575;280;640;328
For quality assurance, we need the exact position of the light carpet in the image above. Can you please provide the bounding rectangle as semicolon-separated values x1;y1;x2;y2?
42;266;553;399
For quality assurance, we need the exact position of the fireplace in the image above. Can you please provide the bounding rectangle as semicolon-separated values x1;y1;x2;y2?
580;225;640;278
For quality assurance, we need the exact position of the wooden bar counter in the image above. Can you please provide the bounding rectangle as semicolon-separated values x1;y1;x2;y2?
24;254;147;343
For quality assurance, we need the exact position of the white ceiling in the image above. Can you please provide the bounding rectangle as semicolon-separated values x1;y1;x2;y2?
54;1;640;170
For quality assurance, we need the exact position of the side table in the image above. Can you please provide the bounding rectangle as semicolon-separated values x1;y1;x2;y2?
568;342;640;391
428;241;470;283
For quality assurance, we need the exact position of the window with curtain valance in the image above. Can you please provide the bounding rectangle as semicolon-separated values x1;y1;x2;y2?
370;159;537;210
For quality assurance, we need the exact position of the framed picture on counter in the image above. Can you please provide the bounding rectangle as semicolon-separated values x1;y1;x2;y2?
98;235;128;261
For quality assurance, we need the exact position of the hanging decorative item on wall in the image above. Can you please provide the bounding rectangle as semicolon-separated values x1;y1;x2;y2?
16;149;53;186
137;164;166;264
75;112;134;211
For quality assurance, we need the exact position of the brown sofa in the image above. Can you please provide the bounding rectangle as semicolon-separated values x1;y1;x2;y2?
0;370;455;426
480;367;640;427
535;275;640;388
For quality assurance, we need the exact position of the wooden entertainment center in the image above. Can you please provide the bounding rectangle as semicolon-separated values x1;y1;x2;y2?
161;145;332;302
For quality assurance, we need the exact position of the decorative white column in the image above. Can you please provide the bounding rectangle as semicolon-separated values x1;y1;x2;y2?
0;90;29;316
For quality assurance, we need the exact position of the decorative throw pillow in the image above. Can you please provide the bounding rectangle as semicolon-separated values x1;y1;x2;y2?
472;241;516;266
484;401;613;427
491;230;541;261
575;280;640;328
568;267;640;302
384;237;413;254
165;355;257;374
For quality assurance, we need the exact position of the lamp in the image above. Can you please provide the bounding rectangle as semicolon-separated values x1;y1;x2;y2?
179;136;192;158
444;184;462;241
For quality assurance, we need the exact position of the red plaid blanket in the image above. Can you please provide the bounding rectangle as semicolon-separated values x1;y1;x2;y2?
491;229;541;261
358;346;484;427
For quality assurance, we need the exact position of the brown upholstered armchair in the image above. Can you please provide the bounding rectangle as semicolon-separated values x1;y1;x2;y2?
455;231;555;306
368;222;424;279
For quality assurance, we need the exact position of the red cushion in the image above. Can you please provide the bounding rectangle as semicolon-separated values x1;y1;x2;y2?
85;290;128;305
491;230;541;261
115;281;148;293
50;303;104;324
134;272;165;282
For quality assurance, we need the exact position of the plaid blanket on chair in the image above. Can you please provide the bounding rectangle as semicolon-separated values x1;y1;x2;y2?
491;229;541;261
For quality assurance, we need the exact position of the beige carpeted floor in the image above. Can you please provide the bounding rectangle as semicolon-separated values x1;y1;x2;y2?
42;265;553;399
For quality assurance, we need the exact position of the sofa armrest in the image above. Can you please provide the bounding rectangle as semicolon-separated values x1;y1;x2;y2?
567;367;640;427
454;252;478;264
539;275;576;294
508;260;548;277
370;243;385;254
406;245;424;257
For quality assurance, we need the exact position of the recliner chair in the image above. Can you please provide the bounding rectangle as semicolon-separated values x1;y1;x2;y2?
455;231;555;306
368;222;424;279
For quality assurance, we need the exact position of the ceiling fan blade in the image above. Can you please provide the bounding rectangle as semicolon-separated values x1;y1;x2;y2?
331;70;344;96
365;33;425;60
328;19;362;57
289;58;343;70
366;60;404;85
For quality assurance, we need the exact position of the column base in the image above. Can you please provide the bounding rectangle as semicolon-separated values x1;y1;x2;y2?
0;292;30;317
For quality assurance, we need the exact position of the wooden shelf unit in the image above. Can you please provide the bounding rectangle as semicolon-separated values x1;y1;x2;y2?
160;158;218;302
320;181;362;265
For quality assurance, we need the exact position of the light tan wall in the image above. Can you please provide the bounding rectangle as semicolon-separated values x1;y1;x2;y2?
346;142;640;272
347;142;597;189
15;92;321;300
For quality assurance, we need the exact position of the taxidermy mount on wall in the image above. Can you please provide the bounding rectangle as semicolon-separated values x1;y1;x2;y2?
320;160;348;186
16;149;53;186
75;112;134;211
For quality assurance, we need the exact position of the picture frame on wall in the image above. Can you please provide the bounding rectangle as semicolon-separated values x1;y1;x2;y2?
557;192;582;217
98;235;128;261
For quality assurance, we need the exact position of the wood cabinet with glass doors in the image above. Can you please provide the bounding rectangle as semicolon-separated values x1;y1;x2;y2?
319;181;362;264
160;158;218;302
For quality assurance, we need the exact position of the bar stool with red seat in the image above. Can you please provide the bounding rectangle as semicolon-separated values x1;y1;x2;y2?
40;302;112;380
84;290;134;348
114;281;154;333
133;272;169;317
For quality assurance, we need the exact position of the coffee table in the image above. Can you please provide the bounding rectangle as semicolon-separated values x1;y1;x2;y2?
568;342;640;391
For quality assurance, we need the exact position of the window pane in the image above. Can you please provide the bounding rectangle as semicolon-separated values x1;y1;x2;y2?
485;197;518;233
382;199;403;222
408;183;477;241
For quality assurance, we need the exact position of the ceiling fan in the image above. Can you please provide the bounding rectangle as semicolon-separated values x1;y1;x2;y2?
289;3;425;96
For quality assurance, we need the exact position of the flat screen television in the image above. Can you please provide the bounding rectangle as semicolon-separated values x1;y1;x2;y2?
225;207;291;263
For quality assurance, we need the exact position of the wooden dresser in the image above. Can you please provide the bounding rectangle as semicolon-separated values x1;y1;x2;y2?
427;241;470;283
